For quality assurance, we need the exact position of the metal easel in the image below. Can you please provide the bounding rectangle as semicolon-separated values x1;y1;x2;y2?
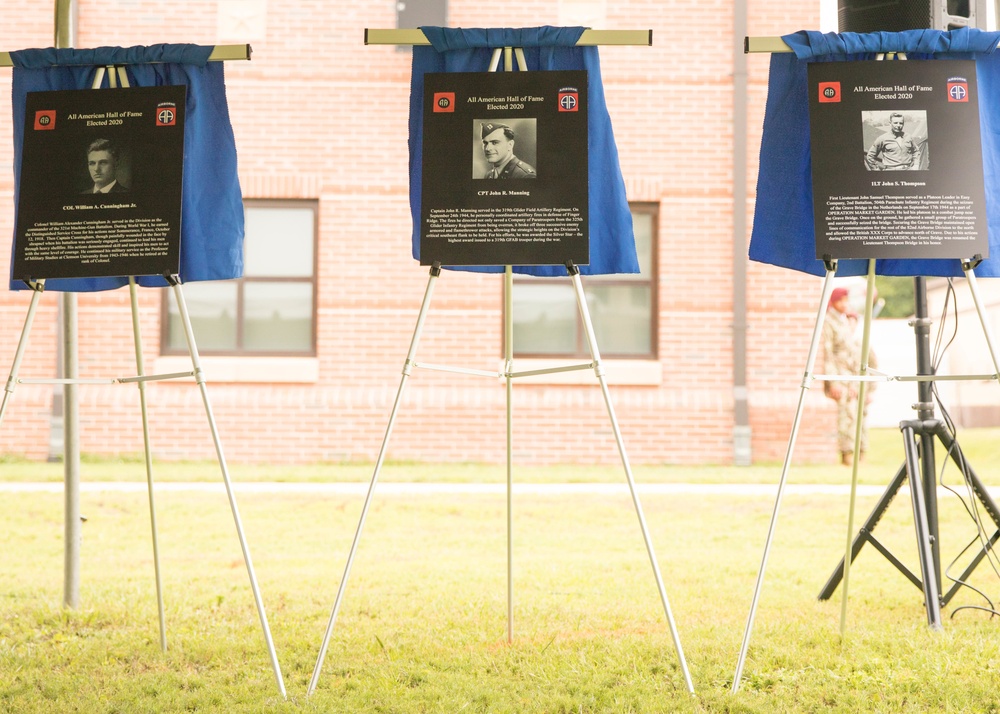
308;29;694;696
0;48;286;698
732;38;1000;693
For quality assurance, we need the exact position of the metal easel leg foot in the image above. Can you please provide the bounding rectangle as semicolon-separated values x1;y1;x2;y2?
732;265;839;693
129;278;167;652
566;265;694;694
308;264;442;696
170;280;287;698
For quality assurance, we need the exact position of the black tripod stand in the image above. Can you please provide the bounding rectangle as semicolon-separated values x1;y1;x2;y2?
818;276;1000;628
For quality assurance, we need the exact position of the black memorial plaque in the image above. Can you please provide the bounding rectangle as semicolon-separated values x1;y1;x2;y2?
13;85;186;281
808;60;987;260
420;70;588;266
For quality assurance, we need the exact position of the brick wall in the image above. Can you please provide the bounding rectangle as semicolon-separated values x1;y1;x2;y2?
0;1;842;465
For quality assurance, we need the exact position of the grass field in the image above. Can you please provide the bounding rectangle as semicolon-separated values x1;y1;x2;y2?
2;426;999;486
3;428;1000;712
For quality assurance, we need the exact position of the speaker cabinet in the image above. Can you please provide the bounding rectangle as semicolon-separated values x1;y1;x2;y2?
838;0;986;32
397;0;448;29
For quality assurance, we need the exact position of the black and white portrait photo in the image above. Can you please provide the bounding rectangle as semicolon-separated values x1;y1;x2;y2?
80;137;132;194
862;110;928;171
473;119;537;179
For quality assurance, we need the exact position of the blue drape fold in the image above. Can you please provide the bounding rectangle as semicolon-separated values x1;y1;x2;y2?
410;26;638;275
9;44;243;291
750;29;1000;277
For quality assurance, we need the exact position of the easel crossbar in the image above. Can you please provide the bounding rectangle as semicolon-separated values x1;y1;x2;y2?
17;371;196;386
364;28;652;47
408;361;599;379
119;371;197;383
509;362;594;378
811;372;999;383
744;36;793;54
411;362;501;378
18;377;118;385
0;44;251;68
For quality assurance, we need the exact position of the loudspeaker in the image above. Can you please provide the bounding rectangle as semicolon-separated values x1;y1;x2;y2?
396;0;447;29
838;0;986;32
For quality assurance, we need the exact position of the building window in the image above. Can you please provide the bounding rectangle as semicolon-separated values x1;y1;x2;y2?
511;203;657;359
161;199;317;356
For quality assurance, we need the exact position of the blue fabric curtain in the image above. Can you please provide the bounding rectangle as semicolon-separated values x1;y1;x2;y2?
409;26;638;276
750;28;1000;277
9;44;244;291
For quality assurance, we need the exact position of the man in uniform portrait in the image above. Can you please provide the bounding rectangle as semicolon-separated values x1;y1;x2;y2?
865;112;922;171
480;122;536;179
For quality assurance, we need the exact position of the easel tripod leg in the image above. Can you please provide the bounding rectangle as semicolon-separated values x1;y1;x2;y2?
62;291;82;610
308;264;441;696
963;264;1000;378
0;283;45;427
839;260;877;634
900;423;943;629
567;267;694;694
597;371;694;693
129;278;167;652
171;282;287;698
732;267;838;693
504;266;514;644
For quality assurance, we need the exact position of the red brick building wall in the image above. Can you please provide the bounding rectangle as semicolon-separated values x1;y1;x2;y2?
0;2;837;465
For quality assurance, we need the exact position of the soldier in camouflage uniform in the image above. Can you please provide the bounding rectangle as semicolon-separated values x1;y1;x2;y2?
823;286;875;465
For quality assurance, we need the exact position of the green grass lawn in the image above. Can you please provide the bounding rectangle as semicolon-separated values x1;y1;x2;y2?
4;444;1000;712
3;426;999;486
